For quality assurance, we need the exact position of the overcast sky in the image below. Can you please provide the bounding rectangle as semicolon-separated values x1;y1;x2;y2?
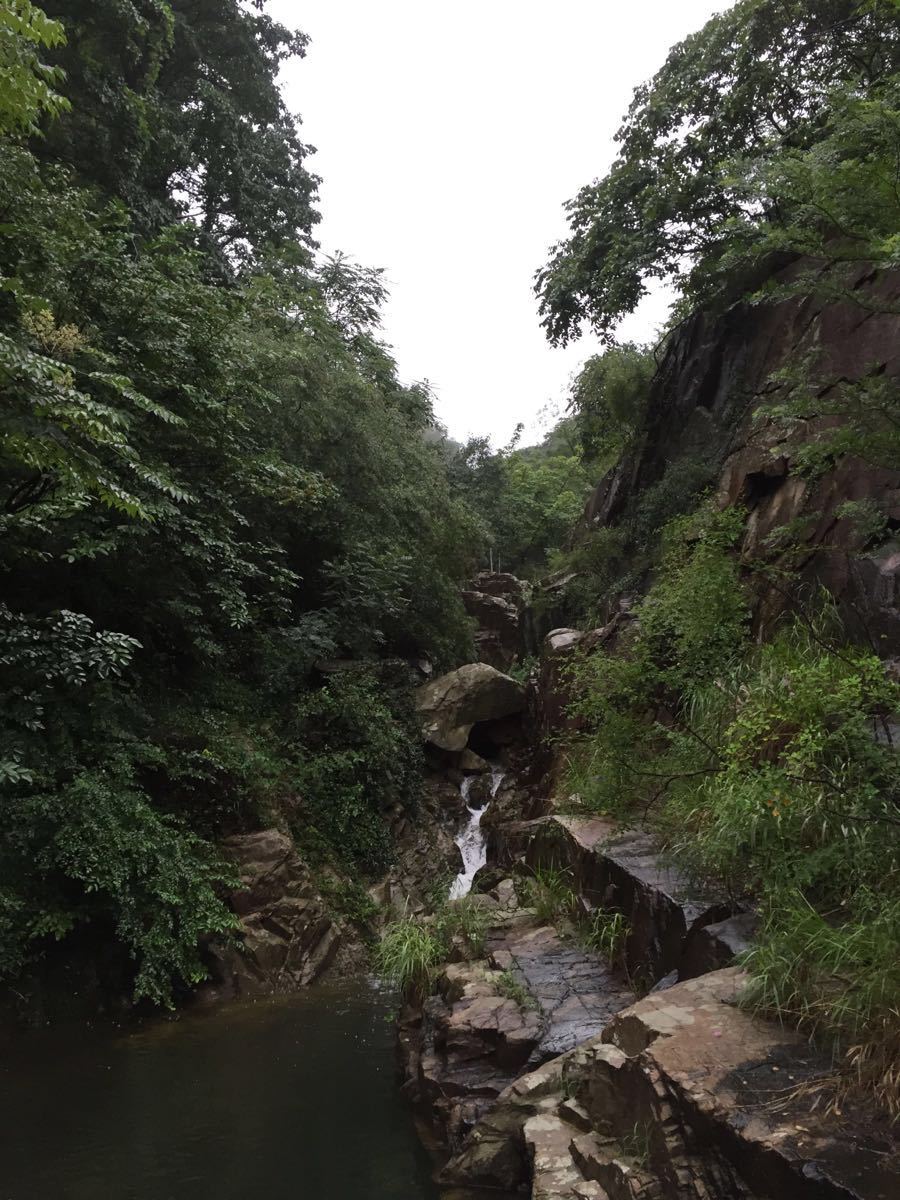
270;1;731;446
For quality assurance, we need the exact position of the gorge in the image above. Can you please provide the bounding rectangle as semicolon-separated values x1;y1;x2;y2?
1;2;899;1198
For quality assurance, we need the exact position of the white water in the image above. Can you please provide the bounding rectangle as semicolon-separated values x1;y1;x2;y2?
448;763;505;900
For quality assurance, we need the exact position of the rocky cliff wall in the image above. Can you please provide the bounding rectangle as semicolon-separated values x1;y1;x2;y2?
579;263;900;645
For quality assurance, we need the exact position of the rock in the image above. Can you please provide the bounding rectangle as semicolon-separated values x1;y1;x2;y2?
472;571;526;600
524;816;734;985
471;864;509;894
577;260;900;646
458;748;491;773
440;1053;572;1191
451;968;900;1198
679;910;759;980
537;628;584;738
590;968;900;1199
463;590;521;671
415;663;525;751
201;830;339;1000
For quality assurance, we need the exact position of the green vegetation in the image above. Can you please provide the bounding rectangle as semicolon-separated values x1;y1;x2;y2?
376;896;492;999
495;969;537;1011
536;0;900;1111
584;909;629;969
0;2;481;1005
374;919;442;1005
434;895;491;959
445;423;593;577
568;344;655;469
537;0;900;345
564;509;900;1110
523;865;578;924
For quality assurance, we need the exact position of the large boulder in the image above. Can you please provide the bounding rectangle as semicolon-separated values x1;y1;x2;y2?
415;663;525;751
199;830;339;1002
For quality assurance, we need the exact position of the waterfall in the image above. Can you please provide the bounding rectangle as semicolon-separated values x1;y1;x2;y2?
448;762;505;900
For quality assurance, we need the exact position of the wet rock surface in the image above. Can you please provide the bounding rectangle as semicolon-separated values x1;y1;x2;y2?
516;815;739;986
442;969;900;1199
488;923;635;1062
201;830;340;1000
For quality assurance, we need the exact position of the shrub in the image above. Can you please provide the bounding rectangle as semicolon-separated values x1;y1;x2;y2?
524;865;577;924
288;669;422;875
565;512;900;1110
374;919;442;1004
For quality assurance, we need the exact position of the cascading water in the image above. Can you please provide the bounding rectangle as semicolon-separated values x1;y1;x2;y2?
448;762;505;900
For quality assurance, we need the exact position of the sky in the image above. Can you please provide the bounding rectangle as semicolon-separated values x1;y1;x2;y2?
270;1;731;446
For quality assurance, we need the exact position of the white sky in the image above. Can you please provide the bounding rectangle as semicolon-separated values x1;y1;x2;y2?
270;1;731;446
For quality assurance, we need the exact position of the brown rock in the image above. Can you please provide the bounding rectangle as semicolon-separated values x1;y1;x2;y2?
201;830;339;1001
415;663;525;751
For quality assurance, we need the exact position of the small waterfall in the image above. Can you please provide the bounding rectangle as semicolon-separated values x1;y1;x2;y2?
448;762;505;900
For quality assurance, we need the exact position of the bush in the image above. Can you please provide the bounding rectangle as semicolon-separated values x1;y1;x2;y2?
288;669;422;875
374;919;441;1003
564;507;900;1109
0;758;238;1006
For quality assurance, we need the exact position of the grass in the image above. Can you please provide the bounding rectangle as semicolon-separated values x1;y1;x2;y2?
584;907;629;967
375;895;492;1002
524;865;577;923
495;968;538;1010
434;895;491;958
374;918;442;1003
619;1122;653;1169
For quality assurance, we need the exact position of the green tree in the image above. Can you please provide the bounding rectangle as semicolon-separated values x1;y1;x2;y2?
0;0;68;133
0;2;480;1005
36;0;319;259
537;0;900;344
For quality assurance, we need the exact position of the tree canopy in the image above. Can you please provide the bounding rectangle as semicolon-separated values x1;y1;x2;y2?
537;0;900;344
0;0;479;1004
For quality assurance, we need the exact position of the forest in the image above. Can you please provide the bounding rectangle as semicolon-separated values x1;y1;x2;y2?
0;0;594;1006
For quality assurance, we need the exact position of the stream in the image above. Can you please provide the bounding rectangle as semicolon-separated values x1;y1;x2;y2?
449;763;505;900
0;980;443;1200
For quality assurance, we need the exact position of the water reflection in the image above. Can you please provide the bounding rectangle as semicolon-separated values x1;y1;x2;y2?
0;980;447;1200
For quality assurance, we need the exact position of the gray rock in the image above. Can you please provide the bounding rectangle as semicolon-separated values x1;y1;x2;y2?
415;663;525;751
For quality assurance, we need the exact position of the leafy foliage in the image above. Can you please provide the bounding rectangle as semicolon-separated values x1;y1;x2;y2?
445;423;592;576
0;0;68;134
537;0;900;343
566;505;900;1109
0;2;480;1005
568;344;655;466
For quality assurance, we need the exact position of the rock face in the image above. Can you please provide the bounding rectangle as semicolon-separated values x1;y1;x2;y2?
401;905;634;1158
415;662;525;751
461;572;526;671
373;773;468;914
578;262;900;641
200;830;340;1000
442;969;900;1199
462;589;521;671
495;814;740;988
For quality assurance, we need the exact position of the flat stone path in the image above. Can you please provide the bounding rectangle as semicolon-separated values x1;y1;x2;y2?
487;921;635;1063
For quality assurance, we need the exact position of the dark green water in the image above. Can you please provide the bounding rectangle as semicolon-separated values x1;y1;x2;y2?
0;980;448;1200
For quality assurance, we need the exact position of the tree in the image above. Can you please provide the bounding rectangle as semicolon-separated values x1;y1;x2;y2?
536;0;900;345
0;1;481;1003
36;0;319;259
569;344;655;466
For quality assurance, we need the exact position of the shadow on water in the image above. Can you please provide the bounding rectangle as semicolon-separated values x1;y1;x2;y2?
0;978;511;1200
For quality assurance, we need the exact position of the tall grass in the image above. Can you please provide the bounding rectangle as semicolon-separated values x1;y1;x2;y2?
524;865;577;923
374;919;441;1003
